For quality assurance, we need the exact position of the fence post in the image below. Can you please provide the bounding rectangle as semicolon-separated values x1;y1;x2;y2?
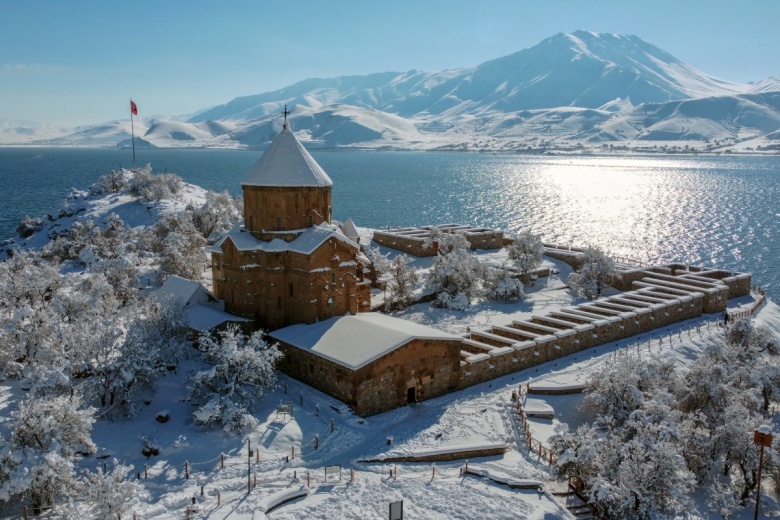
254;473;257;488
256;449;259;463
394;466;397;481
315;434;319;450
432;464;435;479
307;471;310;488
351;468;355;481
144;464;147;479
217;492;220;506
23;506;28;520
221;454;224;469
185;461;189;479
292;446;295;460
330;418;334;432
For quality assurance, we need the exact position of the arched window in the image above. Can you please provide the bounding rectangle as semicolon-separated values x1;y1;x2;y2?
275;216;282;231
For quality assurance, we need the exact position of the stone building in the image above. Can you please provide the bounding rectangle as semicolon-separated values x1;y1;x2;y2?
270;313;463;416
211;120;371;330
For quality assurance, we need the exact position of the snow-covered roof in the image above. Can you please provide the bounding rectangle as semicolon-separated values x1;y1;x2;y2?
242;126;333;188
340;218;360;242
156;275;216;307
212;222;358;255
269;313;461;370
185;303;252;332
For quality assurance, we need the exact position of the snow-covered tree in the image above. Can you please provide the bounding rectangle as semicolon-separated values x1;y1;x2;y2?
381;254;419;310
192;190;243;243
483;265;525;302
152;213;206;282
567;246;620;299
0;395;96;514
88;255;140;307
43;214;137;266
189;326;282;433
0;251;64;369
75;462;146;520
93;169;130;194
506;230;544;281
553;317;780;517
17;215;43;238
427;232;483;309
129;166;182;202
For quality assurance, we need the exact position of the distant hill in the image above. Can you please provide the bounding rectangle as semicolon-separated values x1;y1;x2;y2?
9;31;780;153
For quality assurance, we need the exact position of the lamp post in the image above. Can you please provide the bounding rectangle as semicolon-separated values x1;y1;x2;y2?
754;425;773;520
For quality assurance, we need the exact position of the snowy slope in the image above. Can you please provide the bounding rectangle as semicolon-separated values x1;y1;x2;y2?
193;31;753;124
0;118;71;145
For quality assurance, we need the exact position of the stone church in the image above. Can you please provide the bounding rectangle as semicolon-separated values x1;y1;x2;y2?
211;118;371;330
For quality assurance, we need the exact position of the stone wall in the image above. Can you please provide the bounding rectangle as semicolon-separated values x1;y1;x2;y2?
361;444;507;463
458;287;707;390
243;185;331;237
372;231;431;257
212;235;366;330
373;227;504;257
277;337;462;417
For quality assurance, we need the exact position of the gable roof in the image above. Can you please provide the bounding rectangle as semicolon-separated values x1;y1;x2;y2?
186;303;252;332
269;313;461;370
156;275;216;307
242;126;333;188
340;218;360;242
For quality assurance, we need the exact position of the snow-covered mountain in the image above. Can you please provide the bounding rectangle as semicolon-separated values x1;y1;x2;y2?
191;31;750;123
10;31;780;152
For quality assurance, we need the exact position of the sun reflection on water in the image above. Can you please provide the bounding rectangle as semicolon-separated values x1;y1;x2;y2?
326;152;778;296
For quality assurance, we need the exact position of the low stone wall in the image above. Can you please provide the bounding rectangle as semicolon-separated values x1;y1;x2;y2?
372;231;431;257
360;444;507;463
527;385;586;395
373;227;504;257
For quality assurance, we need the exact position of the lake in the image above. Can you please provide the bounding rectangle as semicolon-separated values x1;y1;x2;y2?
1;147;778;299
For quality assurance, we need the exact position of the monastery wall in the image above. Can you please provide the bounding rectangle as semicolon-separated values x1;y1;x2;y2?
373;228;504;257
278;337;462;417
457;286;708;390
277;341;357;407
353;338;461;416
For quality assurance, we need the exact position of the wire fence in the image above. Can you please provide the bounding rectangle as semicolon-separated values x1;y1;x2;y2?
728;285;767;321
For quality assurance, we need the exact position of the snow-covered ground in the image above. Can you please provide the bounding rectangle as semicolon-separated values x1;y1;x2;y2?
3;284;776;519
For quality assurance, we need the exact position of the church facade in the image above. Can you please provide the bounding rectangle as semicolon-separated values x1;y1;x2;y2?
210;122;371;330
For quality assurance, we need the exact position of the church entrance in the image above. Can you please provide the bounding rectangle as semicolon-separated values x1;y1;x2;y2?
406;386;416;404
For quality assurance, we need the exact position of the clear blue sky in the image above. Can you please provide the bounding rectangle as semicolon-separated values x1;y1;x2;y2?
1;0;777;127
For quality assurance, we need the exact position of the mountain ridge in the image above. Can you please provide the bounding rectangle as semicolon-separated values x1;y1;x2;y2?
4;31;779;153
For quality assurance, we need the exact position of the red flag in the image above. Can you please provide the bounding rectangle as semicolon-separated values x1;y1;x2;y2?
130;100;138;115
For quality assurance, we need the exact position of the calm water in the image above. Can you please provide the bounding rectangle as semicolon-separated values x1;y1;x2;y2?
1;147;778;299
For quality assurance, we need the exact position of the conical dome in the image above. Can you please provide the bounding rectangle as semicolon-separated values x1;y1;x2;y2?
242;126;332;187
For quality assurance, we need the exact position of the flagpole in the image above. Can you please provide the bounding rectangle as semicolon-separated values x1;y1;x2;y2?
130;98;136;166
